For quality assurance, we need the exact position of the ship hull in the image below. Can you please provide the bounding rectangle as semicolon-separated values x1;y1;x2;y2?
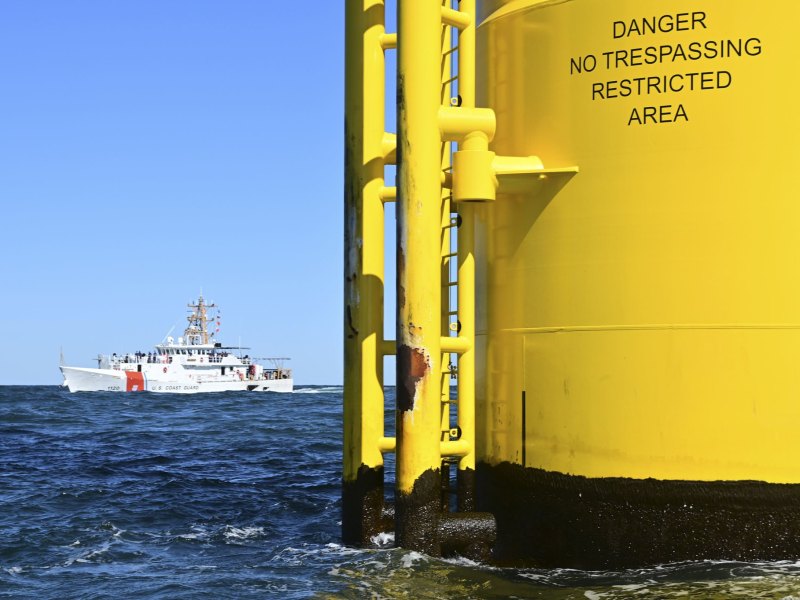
60;366;293;394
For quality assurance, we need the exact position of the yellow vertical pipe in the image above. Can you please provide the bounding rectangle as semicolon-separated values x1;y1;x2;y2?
457;0;475;108
396;0;444;554
454;0;477;510
343;0;387;546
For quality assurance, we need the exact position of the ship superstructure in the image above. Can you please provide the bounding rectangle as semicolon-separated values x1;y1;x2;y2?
61;296;292;393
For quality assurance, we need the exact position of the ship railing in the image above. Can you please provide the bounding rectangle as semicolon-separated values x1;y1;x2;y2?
105;353;172;367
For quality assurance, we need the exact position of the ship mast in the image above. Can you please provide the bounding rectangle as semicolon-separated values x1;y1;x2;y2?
185;295;217;345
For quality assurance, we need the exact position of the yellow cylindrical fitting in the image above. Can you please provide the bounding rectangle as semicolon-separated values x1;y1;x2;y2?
452;148;497;202
443;107;497;203
438;106;496;142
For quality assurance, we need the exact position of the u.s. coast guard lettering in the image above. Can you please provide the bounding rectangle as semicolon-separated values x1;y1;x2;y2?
568;11;762;125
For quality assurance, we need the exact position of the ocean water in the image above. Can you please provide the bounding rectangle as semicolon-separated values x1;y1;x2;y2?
3;386;800;599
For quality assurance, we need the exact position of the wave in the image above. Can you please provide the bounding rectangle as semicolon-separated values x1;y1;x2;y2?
171;523;271;545
222;525;266;542
272;543;363;568
292;386;344;395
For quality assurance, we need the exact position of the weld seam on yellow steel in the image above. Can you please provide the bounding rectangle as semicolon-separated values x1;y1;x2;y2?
479;0;572;28
503;324;800;334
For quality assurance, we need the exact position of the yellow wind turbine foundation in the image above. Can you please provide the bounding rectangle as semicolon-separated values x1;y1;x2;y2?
344;0;800;568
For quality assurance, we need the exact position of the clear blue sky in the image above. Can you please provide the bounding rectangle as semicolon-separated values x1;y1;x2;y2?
0;2;380;385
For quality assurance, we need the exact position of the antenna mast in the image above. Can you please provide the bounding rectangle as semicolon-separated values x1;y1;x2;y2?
186;295;217;345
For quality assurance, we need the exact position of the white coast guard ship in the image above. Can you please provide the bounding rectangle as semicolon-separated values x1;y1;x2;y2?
60;296;292;393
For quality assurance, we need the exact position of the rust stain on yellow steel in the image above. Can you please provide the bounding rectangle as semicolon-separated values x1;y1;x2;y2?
397;344;431;413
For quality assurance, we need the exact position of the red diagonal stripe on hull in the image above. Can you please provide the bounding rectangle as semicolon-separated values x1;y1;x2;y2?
126;371;145;392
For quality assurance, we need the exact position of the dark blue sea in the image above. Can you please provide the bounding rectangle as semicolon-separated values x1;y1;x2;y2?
3;386;800;599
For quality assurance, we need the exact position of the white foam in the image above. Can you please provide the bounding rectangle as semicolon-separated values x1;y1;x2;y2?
518;572;553;583
370;531;394;548
223;525;265;541
271;546;306;566
292;386;344;395
613;583;650;592
400;551;426;569
176;524;210;541
83;542;112;560
442;555;484;568
100;521;125;536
